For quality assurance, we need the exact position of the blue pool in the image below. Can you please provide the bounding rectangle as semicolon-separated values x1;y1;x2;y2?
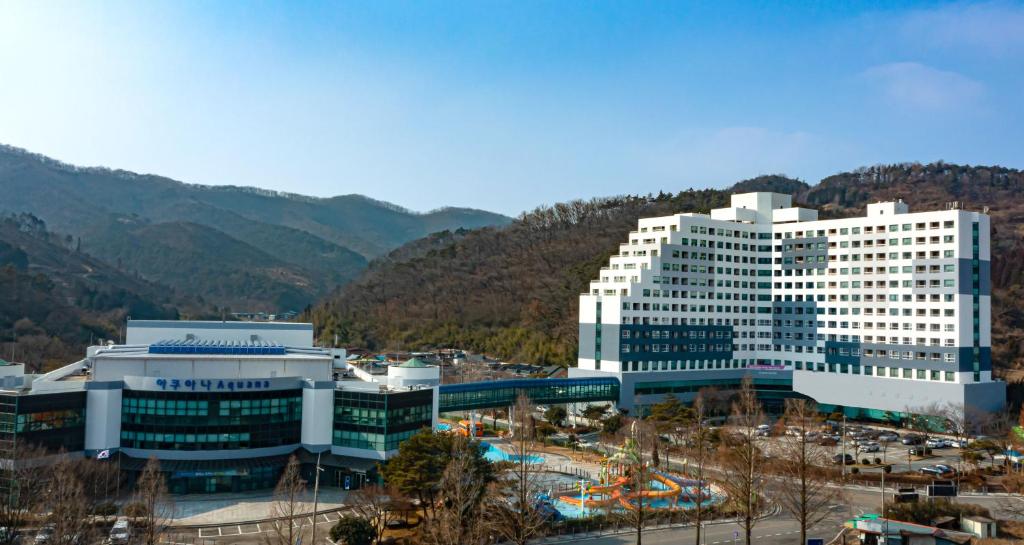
481;441;546;464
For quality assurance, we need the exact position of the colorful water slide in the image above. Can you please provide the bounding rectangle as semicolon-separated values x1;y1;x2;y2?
557;476;629;507
617;472;682;510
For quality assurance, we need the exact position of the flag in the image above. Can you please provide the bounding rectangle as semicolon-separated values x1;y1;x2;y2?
97;449;110;460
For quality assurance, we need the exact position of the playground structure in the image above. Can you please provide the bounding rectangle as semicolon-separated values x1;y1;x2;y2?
556;422;713;512
557;471;707;511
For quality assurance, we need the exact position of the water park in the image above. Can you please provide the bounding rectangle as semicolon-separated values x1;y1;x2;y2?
441;419;726;520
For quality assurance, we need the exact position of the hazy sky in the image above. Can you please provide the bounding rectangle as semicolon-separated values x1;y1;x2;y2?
1;2;1022;215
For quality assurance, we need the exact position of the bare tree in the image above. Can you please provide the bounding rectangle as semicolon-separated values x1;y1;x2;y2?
614;419;656;545
421;436;494;545
46;455;93;545
265;455;307;545
135;456;174;545
75;456;122;520
492;393;548;545
942;402;988;482
773;399;843;545
717;377;765;545
982;410;1018;472
350;484;399;545
685;393;714;545
0;443;47;545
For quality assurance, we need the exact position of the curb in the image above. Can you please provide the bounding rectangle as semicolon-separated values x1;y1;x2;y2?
169;505;351;530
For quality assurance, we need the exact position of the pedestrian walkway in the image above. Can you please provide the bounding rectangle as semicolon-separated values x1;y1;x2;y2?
171;488;349;526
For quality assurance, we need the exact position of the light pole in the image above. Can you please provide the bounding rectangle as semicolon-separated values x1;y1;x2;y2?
310;451;324;545
841;415;847;480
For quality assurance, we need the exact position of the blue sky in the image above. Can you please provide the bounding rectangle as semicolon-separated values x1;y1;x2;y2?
1;1;1022;215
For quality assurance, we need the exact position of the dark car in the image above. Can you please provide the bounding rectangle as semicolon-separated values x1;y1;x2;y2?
832;453;855;465
908;446;933;456
902;434;924;445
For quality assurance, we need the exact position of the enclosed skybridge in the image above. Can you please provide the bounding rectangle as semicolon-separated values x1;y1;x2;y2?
438;376;620;412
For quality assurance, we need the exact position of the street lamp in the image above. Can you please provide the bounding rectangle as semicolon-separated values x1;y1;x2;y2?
310;451;325;545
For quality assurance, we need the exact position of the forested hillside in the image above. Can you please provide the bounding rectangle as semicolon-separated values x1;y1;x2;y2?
309;189;735;364
0;144;510;311
0;214;207;372
310;163;1024;374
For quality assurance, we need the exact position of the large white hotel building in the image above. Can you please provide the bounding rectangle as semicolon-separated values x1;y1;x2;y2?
570;192;1005;418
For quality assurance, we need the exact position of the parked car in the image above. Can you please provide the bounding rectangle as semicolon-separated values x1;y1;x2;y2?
108;518;131;545
35;524;55;545
902;434;924;445
858;442;881;453
926;438;950;449
919;464;956;476
832;453;855;465
908;446;933;457
878;432;899;442
818;436;838;447
755;428;770;437
947;439;968;448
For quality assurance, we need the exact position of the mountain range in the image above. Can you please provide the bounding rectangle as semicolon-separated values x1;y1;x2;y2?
0;144;511;313
308;163;1024;377
4;144;1024;378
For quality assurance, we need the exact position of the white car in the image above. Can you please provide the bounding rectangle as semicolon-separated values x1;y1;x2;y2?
926;438;950;449
858;442;881;453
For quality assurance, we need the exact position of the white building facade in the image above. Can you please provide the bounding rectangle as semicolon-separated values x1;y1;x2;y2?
570;192;1005;418
2;320;442;494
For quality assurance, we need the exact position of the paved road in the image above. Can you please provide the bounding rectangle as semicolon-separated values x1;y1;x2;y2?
540;514;841;545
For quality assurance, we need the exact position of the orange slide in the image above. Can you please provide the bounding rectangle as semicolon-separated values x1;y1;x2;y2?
558;473;683;510
617;472;682;510
557;476;629;507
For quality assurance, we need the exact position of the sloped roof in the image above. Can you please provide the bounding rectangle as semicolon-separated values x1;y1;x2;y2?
399;357;429;368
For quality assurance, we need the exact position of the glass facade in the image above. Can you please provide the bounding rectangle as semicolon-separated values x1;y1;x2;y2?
166;463;283;494
333;389;432;452
438;377;620;412
633;377;792;395
0;391;87;453
120;389;302;450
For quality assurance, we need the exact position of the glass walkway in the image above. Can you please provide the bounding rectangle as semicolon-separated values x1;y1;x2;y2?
438;377;620;413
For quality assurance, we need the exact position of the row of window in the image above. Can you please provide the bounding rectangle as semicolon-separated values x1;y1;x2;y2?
332;428;422;452
796;361;957;382
615;358;962;383
333;404;433;429
658;219;958;240
119;425;301;450
3;409;86;434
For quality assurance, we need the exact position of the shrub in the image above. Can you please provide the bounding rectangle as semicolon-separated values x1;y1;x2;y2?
884;498;989;526
861;458;871;465
123;503;148;518
331;516;375;545
883;465;893;474
874;457;882;465
603;414;624;435
91;502;118;516
851;467;860;474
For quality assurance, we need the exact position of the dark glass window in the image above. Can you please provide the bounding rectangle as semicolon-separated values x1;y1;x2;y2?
120;389;302;450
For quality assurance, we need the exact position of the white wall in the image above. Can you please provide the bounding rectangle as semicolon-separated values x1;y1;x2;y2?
85;387;122;453
301;384;335;450
126;320;314;346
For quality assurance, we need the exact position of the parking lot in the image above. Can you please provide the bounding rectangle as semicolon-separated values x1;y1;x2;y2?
752;424;975;476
